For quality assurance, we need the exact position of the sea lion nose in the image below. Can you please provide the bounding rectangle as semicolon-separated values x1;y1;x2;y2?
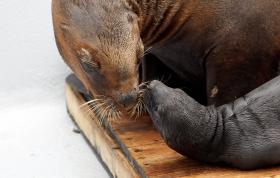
118;89;138;107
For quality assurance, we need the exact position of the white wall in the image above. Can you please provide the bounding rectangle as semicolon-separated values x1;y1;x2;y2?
0;0;108;177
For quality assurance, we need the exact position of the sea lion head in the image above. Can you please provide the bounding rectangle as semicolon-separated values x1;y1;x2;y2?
53;0;144;118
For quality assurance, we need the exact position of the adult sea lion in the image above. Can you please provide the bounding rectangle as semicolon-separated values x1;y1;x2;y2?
52;0;280;169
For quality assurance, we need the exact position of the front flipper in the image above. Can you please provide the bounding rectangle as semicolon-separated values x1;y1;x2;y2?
66;74;92;101
143;77;280;170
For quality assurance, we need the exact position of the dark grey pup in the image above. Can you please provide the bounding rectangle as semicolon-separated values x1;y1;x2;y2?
143;76;280;170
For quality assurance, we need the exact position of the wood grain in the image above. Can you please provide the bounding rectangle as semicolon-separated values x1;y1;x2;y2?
65;82;280;178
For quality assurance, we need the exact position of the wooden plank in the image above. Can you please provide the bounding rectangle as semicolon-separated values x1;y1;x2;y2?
65;82;280;178
65;84;139;178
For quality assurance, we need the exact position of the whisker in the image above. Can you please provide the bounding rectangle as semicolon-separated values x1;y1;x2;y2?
140;46;153;58
100;104;111;121
144;46;153;53
87;103;106;123
107;105;114;120
162;74;172;84
93;102;107;117
93;101;107;111
110;111;116;121
128;98;144;120
79;93;125;125
135;105;140;119
138;104;143;118
80;99;102;107
82;101;99;115
159;75;165;82
143;47;153;55
139;81;151;86
98;108;106;124
138;90;145;95
85;105;96;116
129;106;136;119
117;111;122;119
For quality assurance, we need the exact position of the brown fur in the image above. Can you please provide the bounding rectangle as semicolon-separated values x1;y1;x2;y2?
52;0;143;105
53;0;280;109
52;0;198;108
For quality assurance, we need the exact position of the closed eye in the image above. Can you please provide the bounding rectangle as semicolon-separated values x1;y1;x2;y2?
80;61;97;73
81;58;99;69
78;48;100;72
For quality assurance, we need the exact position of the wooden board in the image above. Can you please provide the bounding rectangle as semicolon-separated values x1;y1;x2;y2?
65;82;280;178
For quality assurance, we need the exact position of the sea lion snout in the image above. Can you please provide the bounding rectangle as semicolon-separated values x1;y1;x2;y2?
144;80;172;106
143;80;191;120
116;89;138;108
143;80;172;116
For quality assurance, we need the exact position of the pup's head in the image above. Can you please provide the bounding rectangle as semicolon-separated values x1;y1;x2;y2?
53;0;144;118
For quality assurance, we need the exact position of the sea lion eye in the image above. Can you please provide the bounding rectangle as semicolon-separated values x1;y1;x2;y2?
78;48;100;72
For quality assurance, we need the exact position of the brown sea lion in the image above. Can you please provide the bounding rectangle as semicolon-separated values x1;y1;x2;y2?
52;0;280;169
52;0;147;119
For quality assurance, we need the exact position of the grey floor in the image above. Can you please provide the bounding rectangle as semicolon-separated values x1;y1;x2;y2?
0;0;109;177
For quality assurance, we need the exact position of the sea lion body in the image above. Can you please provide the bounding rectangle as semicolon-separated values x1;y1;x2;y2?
141;0;280;105
52;0;280;169
144;77;280;169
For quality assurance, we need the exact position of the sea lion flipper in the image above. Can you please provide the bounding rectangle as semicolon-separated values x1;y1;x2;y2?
144;78;280;170
66;74;89;96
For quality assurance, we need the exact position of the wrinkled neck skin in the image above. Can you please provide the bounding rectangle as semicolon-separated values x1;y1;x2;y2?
126;0;196;46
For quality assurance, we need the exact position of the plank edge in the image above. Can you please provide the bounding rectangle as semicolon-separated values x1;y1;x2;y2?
65;83;140;178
